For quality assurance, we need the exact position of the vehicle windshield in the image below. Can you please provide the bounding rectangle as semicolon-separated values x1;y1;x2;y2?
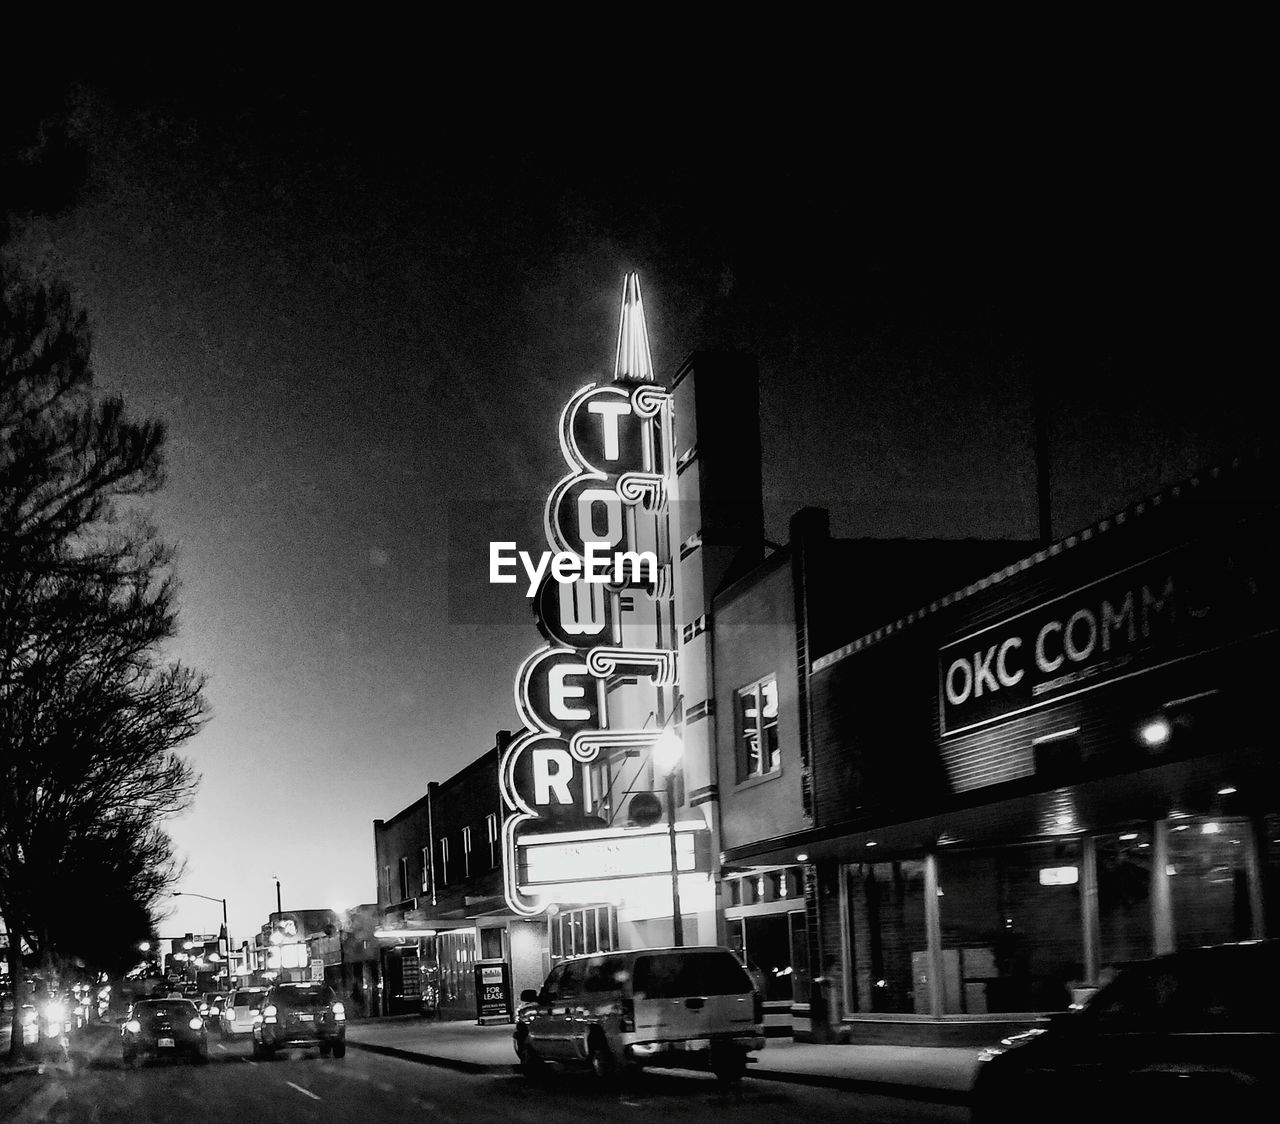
233;991;265;1007
272;985;333;1009
135;1000;196;1021
632;952;753;998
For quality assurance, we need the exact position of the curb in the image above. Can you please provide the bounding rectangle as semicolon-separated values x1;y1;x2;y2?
745;1067;972;1106
345;1039;972;1104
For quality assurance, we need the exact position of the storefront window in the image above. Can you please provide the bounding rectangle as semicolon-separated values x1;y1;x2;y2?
937;842;1083;1013
742;913;794;1002
1095;829;1152;967
550;905;617;961
479;927;503;961
1168;817;1255;949
431;930;476;1016
845;861;927;1014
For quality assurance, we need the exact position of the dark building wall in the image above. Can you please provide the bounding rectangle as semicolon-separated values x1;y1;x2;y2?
428;747;503;913
374;797;430;911
810;631;950;827
671;351;764;571
373;737;508;920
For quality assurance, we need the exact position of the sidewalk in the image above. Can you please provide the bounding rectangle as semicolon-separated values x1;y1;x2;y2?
344;1016;982;1103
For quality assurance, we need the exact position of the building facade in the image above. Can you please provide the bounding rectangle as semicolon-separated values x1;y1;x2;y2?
720;452;1279;1043
374;733;547;1020
712;506;1032;1036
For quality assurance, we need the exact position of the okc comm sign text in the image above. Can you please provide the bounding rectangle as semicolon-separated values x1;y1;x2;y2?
938;535;1276;736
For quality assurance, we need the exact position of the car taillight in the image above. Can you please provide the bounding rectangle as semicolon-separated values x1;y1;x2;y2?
332;1002;345;1021
262;1004;278;1024
619;998;635;1033
753;990;763;1024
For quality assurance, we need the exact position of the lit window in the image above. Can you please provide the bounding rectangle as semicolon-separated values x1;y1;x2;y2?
399;857;410;902
382;865;391;904
438;837;450;886
462;826;472;878
420;847;431;894
736;675;780;780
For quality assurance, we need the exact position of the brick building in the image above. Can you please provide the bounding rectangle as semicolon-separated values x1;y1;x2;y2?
373;732;546;1020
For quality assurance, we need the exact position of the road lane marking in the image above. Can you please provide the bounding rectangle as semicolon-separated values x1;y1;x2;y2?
218;1043;229;1051
286;1080;322;1101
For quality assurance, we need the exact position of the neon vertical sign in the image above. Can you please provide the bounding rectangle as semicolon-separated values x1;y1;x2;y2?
500;274;678;915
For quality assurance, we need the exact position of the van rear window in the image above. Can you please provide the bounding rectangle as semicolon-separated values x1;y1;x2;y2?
633;952;752;998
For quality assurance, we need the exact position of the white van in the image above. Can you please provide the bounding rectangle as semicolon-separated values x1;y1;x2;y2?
515;946;765;1083
220;987;267;1039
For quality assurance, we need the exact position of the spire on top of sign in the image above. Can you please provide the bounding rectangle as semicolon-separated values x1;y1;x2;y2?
613;271;654;383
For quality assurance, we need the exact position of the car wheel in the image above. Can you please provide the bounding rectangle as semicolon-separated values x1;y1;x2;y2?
709;1045;747;1085
588;1034;617;1081
517;1035;545;1079
251;1039;269;1060
194;1043;209;1064
331;1039;346;1059
122;1048;138;1069
319;1042;332;1057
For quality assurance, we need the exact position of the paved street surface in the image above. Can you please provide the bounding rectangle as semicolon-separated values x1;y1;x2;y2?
1;1025;969;1123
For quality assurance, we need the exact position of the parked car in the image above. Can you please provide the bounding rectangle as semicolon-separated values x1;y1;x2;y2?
121;998;209;1066
515;945;765;1084
970;940;1279;1122
251;982;346;1059
221;987;267;1039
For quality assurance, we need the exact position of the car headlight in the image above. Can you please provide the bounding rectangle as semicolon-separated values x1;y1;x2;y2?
124;1019;142;1034
189;1017;204;1031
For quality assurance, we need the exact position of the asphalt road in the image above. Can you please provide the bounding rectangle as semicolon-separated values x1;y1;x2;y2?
1;1026;969;1123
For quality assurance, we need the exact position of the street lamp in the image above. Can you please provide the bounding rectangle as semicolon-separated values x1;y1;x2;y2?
653;727;685;947
173;891;230;984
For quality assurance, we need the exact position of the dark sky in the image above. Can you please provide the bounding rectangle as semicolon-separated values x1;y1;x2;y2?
5;61;1268;943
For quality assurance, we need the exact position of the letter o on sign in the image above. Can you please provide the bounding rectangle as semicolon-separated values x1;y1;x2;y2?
1064;608;1097;663
945;658;973;706
577;488;623;550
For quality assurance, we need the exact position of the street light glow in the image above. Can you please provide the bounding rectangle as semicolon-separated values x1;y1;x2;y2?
653;728;683;775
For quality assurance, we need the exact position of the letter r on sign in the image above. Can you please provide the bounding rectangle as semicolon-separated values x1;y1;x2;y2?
531;748;575;806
